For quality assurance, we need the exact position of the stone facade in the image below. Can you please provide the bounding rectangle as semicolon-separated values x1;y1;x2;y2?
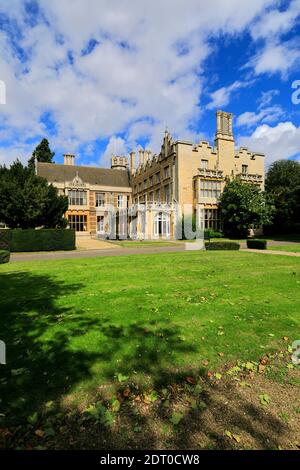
37;111;265;238
130;111;264;238
36;155;132;236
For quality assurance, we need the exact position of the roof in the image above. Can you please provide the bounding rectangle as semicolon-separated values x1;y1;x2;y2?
36;162;131;188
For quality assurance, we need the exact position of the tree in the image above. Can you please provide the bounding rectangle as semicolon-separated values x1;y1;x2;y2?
265;160;300;233
28;138;55;170
219;178;274;238
0;160;68;229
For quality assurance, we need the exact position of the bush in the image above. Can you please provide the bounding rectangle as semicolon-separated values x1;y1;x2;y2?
205;241;240;250
0;250;10;263
247;239;267;250
0;229;75;252
204;229;224;239
0;230;11;251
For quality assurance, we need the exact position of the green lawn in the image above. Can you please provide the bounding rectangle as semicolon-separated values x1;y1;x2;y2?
264;234;300;242
1;251;300;448
267;244;300;253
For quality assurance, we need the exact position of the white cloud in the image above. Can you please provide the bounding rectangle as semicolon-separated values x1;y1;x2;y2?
247;0;300;77
206;80;251;110
236;105;285;127
0;141;39;166
236;88;285;129
257;89;279;109
249;40;300;77
101;136;128;166
250;0;300;40
238;121;300;166
0;0;284;166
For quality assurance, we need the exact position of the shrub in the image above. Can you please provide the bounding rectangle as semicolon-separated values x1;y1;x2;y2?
0;230;11;251
0;250;10;263
0;229;75;252
205;241;240;250
247;239;267;250
204;229;224;239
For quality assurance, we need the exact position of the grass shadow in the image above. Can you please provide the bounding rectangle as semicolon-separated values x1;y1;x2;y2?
0;269;295;450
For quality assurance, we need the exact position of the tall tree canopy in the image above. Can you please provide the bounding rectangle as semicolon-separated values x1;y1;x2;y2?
265;160;300;233
0;160;68;229
219;178;274;238
28;138;55;170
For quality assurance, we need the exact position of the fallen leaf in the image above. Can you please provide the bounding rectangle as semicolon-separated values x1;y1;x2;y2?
27;412;38;426
143;391;158;404
259;393;271;406
34;429;44;438
260;356;269;365
122;387;131;398
232;433;241;443
224;430;241;443
117;373;129;383
186;376;196;385
111;398;121;413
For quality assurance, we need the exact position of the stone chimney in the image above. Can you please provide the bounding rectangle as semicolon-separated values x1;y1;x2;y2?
130;151;136;173
215;111;235;173
215;111;233;140
138;149;143;167
64;153;75;165
144;150;150;165
111;156;129;170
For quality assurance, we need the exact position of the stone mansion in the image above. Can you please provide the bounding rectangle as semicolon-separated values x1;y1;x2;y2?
36;111;265;239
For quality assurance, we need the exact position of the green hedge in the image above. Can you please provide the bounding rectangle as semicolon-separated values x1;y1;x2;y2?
204;229;224;239
0;229;75;252
205;241;240;250
0;250;10;263
0;230;10;251
247;239;267;250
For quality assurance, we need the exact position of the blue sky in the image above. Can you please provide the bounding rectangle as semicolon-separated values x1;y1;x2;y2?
0;0;300;168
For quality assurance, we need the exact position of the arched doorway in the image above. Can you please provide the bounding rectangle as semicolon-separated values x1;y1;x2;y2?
153;212;170;238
